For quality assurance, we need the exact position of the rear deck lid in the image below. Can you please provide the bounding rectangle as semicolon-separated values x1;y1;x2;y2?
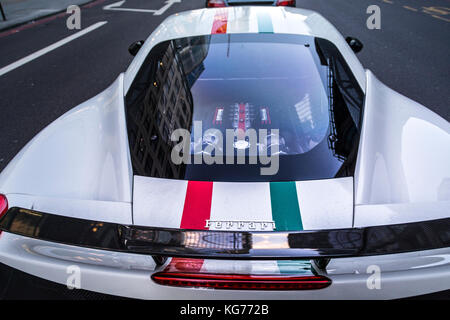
133;176;353;230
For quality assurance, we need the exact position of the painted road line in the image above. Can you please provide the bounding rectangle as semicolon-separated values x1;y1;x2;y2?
104;1;156;13
0;21;107;77
432;15;450;22
104;0;180;15
403;6;418;12
154;0;182;16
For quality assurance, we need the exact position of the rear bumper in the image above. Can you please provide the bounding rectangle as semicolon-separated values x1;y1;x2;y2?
0;231;449;299
1;207;449;260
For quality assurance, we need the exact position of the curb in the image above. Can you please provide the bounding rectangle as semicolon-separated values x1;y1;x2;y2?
0;0;98;32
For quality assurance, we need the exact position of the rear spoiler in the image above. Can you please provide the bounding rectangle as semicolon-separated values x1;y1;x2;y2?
1;207;449;266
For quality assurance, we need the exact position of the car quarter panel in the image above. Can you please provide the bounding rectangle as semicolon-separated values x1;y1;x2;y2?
354;70;450;225
0;74;133;219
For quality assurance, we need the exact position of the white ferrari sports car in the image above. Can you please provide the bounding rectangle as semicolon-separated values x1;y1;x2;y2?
0;6;449;300
206;0;296;8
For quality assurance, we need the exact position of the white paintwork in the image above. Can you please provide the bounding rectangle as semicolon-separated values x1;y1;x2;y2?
200;259;280;275
0;74;133;223
209;181;273;231
123;6;366;93
133;175;188;227
0;22;107;77
103;0;180;15
354;201;450;227
0;232;448;299
295;177;353;230
5;193;132;224
132;176;354;230
353;70;450;226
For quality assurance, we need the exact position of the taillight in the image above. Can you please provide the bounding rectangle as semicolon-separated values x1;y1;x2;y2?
276;0;295;6
207;0;226;8
0;194;7;219
152;272;331;290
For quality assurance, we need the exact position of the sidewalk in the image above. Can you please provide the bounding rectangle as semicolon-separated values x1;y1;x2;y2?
0;0;94;31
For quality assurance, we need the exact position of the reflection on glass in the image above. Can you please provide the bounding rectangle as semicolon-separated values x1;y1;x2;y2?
125;34;365;182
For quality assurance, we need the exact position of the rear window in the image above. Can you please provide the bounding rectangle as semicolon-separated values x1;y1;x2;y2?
125;33;364;182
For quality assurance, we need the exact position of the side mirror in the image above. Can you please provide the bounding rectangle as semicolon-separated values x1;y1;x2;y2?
345;37;363;53
128;40;145;56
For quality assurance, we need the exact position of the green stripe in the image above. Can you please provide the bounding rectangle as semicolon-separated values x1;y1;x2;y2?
269;182;303;231
257;12;273;33
276;260;313;275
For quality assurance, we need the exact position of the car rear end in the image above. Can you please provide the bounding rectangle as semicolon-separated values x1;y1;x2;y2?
207;1;296;9
0;7;448;299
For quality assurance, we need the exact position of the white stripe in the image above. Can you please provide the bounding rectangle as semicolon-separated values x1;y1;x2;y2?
201;260;280;275
0;21;107;77
209;182;273;231
133;176;188;228
296;177;354;230
227;7;259;34
104;1;156;13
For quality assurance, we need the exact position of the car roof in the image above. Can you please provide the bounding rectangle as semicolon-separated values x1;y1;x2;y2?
124;6;366;93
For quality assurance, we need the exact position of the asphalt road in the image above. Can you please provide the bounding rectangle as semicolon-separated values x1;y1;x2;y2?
0;0;449;172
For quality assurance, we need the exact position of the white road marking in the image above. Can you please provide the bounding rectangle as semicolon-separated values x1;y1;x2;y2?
154;0;181;15
0;21;107;77
103;0;180;15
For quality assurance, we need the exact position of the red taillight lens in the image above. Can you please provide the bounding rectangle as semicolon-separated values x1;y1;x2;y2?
207;0;226;8
152;272;331;290
276;0;295;6
0;194;7;219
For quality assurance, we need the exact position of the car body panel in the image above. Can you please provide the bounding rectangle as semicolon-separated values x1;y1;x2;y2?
0;74;133;209
133;176;354;230
0;231;449;299
227;0;277;5
212;0;296;7
4;193;132;225
353;70;450;226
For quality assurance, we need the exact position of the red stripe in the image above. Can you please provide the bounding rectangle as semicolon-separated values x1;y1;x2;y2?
165;258;204;272
180;181;213;230
211;10;228;34
238;103;246;132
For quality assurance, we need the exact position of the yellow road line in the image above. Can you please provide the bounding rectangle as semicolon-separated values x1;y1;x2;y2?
422;7;449;15
432;14;450;22
403;5;418;12
382;0;393;4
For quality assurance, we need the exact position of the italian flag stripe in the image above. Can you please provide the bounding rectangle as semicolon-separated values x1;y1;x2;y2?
257;11;273;34
211;10;228;34
180;181;213;230
269;182;303;231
